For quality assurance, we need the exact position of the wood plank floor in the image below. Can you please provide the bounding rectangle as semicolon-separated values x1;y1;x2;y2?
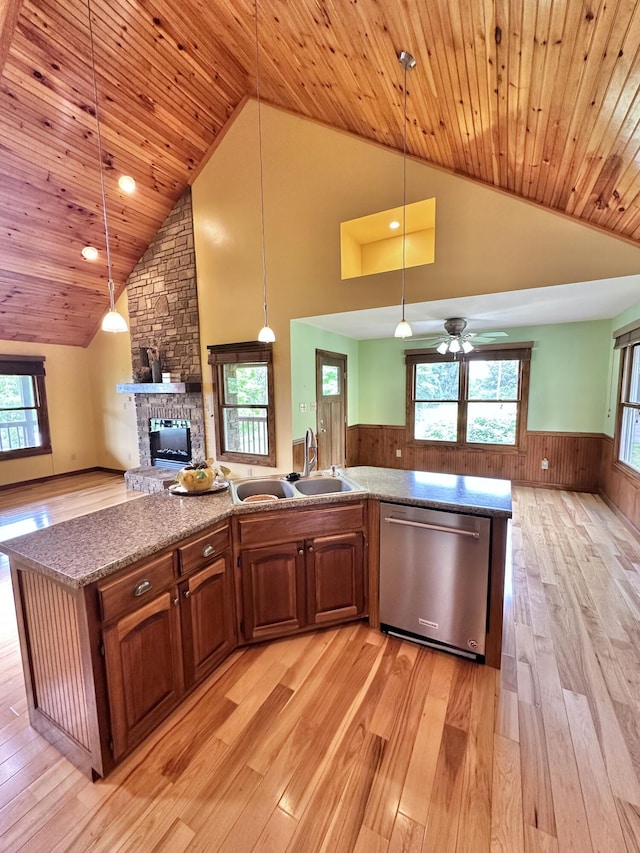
1;475;640;851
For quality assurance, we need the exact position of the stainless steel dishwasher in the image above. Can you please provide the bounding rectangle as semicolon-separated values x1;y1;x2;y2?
379;502;491;660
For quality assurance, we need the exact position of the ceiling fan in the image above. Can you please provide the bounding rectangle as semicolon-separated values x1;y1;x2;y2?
413;318;508;354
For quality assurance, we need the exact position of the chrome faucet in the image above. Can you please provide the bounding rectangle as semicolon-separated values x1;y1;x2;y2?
303;427;317;477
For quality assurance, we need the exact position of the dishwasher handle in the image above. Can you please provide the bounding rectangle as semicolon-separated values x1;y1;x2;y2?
384;516;480;539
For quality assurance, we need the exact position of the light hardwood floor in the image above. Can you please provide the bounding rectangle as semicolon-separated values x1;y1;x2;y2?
1;474;640;851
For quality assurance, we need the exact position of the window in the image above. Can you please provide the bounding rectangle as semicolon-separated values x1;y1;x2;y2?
406;345;531;449
208;341;275;466
0;355;51;459
616;326;640;474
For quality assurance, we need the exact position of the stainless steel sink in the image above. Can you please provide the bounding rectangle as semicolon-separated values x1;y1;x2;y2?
294;476;358;495
232;478;297;503
229;473;364;504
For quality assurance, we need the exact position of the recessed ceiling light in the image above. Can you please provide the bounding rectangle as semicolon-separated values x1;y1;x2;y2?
389;220;400;229
82;245;99;261
118;175;136;193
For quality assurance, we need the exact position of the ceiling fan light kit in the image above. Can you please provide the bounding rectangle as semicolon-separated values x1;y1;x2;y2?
419;317;509;353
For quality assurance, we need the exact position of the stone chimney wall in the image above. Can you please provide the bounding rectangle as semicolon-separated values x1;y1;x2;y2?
123;189;207;490
126;188;202;382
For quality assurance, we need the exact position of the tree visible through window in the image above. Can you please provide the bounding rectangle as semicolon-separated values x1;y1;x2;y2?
208;342;275;466
0;355;51;458
407;346;531;449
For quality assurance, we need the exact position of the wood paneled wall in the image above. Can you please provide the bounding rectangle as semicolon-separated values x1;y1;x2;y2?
600;435;640;531
293;425;640;531
351;425;603;492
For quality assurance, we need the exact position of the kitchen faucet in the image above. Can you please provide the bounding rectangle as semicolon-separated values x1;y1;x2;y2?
303;427;317;477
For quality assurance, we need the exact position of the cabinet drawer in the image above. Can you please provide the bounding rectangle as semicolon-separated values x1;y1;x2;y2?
99;552;177;623
237;502;365;548
178;523;230;575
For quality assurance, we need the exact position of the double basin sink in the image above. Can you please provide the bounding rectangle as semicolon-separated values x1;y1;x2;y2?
229;472;365;505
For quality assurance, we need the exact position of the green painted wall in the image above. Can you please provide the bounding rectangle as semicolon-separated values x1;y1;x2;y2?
290;321;359;440
355;319;611;432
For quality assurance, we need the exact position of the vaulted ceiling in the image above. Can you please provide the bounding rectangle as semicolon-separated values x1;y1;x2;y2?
1;0;640;347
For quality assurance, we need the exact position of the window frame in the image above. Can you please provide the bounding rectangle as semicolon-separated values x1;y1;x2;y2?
405;344;532;451
207;341;276;467
614;324;640;476
0;354;51;460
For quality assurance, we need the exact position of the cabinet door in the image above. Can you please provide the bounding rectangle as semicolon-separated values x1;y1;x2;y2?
240;542;306;641
307;531;365;625
181;553;236;687
103;590;184;760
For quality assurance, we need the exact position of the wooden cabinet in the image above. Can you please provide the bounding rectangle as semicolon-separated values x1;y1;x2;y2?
237;502;367;642
181;553;235;686
240;541;307;640
103;589;184;760
99;521;235;760
307;531;365;625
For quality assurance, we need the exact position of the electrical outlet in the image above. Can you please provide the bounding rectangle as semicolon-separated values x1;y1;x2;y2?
310;401;317;410
541;458;549;470
396;449;402;458
299;402;307;413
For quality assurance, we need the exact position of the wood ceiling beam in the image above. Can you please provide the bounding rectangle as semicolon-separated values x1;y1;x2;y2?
0;0;22;76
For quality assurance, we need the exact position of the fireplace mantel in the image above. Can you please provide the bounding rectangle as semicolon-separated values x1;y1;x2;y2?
117;382;203;394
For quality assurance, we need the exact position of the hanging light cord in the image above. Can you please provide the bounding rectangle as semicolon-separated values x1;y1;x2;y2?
87;0;115;308
400;58;408;322
254;0;269;329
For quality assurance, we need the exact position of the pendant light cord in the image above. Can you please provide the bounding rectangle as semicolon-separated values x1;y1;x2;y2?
401;59;408;322
254;0;269;329
87;0;115;309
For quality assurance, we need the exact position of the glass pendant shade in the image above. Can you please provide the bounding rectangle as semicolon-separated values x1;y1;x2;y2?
394;319;413;339
462;340;474;353
258;324;276;343
448;338;461;353
101;308;129;333
437;341;448;354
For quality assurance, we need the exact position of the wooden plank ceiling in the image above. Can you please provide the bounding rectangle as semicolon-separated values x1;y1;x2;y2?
1;0;640;347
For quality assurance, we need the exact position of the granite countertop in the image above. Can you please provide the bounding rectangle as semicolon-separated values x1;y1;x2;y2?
0;466;511;589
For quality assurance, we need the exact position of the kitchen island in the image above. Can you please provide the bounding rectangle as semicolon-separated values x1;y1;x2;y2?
1;466;511;778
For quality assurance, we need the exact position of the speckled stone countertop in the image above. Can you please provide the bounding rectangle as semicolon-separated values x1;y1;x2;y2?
0;466;511;589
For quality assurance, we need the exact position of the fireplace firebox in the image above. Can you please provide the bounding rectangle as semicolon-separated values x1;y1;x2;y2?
149;418;192;469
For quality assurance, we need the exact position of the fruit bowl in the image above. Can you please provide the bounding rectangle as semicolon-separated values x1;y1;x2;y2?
175;460;230;493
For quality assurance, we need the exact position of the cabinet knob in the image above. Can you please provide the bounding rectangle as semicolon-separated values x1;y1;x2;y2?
298;549;304;555
133;579;152;597
172;596;179;607
308;545;314;552
202;544;215;558
184;590;191;598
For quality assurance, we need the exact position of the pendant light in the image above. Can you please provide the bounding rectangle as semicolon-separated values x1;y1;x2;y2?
394;50;416;339
254;0;275;344
86;0;128;334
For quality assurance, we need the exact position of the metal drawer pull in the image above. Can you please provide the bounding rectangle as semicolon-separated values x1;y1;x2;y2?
133;579;153;596
184;590;191;598
202;544;215;558
384;517;480;538
172;597;180;607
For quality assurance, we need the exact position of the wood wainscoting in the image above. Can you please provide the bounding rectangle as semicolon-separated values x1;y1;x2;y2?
351;425;604;492
600;435;640;531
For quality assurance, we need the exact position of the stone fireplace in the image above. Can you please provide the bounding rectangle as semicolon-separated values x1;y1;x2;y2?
120;189;207;492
